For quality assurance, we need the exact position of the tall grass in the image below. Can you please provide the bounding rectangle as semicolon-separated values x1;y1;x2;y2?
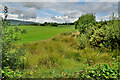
22;32;115;78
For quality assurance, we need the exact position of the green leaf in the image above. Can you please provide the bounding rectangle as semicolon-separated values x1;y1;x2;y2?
91;71;95;74
2;70;5;73
107;72;109;75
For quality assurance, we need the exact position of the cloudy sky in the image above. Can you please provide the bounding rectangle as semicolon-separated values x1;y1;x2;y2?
0;0;119;23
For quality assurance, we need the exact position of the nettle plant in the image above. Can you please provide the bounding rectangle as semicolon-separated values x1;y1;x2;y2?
2;6;25;78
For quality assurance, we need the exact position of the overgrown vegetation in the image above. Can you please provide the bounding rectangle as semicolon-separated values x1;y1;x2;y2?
2;6;25;79
1;6;119;79
75;14;120;50
20;32;119;79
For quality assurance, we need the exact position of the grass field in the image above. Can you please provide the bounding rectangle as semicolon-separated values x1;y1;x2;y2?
6;24;119;78
10;25;75;44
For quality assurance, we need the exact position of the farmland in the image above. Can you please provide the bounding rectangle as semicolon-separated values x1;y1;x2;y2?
10;25;75;44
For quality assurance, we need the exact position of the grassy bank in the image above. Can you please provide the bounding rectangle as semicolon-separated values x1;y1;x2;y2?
21;32;118;78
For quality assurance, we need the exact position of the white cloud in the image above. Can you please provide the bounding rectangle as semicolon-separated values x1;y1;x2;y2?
96;13;118;21
0;12;116;23
0;4;4;12
1;0;80;2
8;13;18;19
0;2;118;23
0;6;2;12
0;13;4;18
1;0;120;2
74;2;118;13
96;15;110;21
34;17;60;23
0;13;19;20
84;0;119;2
99;0;119;2
51;15;79;23
1;0;57;2
8;7;37;19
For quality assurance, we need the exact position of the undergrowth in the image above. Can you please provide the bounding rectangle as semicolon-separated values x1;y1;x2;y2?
21;32;119;78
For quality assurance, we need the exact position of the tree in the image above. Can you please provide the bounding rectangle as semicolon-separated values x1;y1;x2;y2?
74;13;96;33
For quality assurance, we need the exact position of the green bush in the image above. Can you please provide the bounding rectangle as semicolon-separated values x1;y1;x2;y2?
2;66;25;78
75;13;120;50
21;29;27;34
74;13;96;33
76;16;120;50
54;63;119;79
78;33;88;49
89;21;120;50
83;63;119;79
2;6;25;79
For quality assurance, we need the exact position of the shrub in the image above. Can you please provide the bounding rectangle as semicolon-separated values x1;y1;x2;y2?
74;13;96;33
2;66;25;78
54;63;119;79
78;33;88;49
75;13;120;50
15;27;21;32
76;18;120;50
89;21;120;50
83;63;119;79
2;6;25;79
50;23;58;27
21;29;27;34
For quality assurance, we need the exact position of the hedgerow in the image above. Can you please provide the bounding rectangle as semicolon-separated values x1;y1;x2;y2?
75;14;120;50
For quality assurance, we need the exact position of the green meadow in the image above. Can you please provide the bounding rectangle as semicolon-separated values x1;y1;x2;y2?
10;25;75;44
